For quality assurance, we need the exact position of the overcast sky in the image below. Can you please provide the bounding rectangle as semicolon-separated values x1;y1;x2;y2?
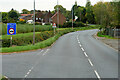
0;0;112;13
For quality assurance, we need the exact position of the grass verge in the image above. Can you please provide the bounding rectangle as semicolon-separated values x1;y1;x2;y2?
1;26;99;53
97;32;118;39
1;29;74;53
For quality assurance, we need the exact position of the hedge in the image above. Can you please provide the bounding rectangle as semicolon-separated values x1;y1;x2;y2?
1;29;75;53
2;31;54;47
1;24;53;35
62;22;85;28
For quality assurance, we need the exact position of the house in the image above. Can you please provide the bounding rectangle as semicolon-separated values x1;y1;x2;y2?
35;11;43;22
43;10;53;24
51;11;66;25
19;14;33;21
35;10;52;24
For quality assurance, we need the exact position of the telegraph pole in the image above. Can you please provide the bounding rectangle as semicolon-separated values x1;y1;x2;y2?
57;0;59;32
33;0;35;45
72;5;74;29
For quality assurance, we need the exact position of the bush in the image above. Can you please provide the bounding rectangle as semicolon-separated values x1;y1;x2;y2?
1;24;53;35
63;22;85;28
35;22;42;25
17;21;26;24
2;31;54;47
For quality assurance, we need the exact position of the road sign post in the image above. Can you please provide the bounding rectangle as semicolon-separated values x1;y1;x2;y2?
7;23;16;47
52;23;56;35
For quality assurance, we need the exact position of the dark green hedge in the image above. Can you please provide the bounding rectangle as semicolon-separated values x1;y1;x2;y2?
2;31;54;47
62;22;85;28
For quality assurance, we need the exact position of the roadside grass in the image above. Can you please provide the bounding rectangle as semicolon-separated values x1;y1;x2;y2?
1;24;53;35
2;32;41;39
97;32;118;39
1;30;74;53
0;76;8;80
1;25;99;53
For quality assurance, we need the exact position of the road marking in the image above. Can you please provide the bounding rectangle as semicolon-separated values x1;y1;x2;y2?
4;76;8;79
24;75;28;78
42;49;50;56
88;59;93;66
27;72;30;75
79;44;82;47
29;69;32;72
24;49;50;78
37;50;44;55
94;70;101;80
84;52;88;57
81;48;85;51
78;41;80;44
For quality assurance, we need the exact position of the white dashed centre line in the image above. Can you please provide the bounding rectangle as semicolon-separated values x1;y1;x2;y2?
88;58;94;67
84;52;88;57
77;35;101;80
94;70;101;80
81;48;85;51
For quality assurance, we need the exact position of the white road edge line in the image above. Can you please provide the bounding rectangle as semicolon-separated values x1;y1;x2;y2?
4;76;8;79
37;50;44;55
84;52;88;57
42;49;50;56
81;48;85;51
94;70;101;80
88;58;93;66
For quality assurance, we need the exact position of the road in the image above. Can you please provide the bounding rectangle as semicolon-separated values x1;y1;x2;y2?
2;29;118;79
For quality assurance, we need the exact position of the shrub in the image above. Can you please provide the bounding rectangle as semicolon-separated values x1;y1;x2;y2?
63;22;85;28
2;24;53;35
2;31;54;47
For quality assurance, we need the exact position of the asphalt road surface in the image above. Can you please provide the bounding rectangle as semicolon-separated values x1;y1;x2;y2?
2;29;118;79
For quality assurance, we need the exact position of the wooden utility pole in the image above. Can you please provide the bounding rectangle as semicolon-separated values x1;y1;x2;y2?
33;0;35;45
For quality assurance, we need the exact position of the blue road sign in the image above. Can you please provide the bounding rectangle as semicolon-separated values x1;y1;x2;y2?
7;23;16;35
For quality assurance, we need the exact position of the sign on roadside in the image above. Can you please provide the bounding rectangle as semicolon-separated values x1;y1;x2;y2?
52;23;56;35
7;23;16;35
7;23;16;47
52;23;56;28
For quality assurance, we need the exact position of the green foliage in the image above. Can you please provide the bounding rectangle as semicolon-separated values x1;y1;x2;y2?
71;3;87;23
2;31;54;47
97;32;117;39
1;26;99;53
17;21;26;24
2;12;8;23
8;8;19;23
22;9;30;14
1;29;74;53
2;24;53;35
93;1;119;35
63;22;85;28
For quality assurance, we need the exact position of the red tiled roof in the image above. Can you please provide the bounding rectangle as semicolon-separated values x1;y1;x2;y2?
51;12;58;19
21;14;33;16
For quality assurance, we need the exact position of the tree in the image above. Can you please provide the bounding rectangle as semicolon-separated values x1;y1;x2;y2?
85;0;95;24
22;9;30;14
93;1;119;36
2;12;8;23
8;8;19;22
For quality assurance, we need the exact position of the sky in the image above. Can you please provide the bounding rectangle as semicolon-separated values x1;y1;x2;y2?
0;0;112;13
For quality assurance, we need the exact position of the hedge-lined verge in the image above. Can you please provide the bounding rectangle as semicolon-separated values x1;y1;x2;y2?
1;29;74;53
97;32;118;39
2;31;54;47
61;22;85;28
2;24;53;35
1;25;99;53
